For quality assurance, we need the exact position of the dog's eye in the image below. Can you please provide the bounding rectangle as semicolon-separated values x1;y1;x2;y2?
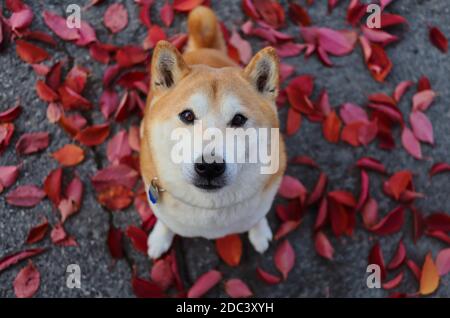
179;110;196;124
230;114;248;127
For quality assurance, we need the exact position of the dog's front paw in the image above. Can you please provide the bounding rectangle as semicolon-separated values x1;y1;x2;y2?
248;217;272;254
147;220;174;259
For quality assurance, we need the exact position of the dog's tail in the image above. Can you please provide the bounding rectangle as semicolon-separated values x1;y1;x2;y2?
187;6;227;54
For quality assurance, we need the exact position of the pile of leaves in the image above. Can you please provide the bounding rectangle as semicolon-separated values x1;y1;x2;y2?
0;0;449;298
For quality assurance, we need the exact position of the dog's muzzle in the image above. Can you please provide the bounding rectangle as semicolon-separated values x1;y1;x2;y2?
193;156;227;191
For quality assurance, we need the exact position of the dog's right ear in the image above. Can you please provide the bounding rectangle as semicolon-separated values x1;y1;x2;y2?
151;41;190;93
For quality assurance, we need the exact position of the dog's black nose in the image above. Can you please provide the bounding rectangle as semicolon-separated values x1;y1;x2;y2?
195;160;226;180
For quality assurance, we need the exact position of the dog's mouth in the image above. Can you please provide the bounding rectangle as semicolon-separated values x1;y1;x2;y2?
193;181;225;191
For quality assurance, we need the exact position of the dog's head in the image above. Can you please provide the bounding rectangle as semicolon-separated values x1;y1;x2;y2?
142;41;282;208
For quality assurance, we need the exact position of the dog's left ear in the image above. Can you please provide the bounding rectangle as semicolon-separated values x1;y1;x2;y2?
244;47;279;101
151;41;190;93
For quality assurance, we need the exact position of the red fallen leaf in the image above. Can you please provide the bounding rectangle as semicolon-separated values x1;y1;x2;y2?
26;217;49;244
0;248;46;273
361;197;378;228
339;103;368;124
322;110;341;143
274;239;295;280
45;61;63;91
410;112;434;145
412;90;436;112
411;206;425;243
276;200;302;222
6;185;46;207
425;213;450;232
225;279;253;298
256;267;281;285
15;40;49;64
107;225;123;259
13;261;40;298
229;30;252;64
58;85;92;110
151;258;174;291
132;275;166;298
160;2;174;27
426;229;450;244
318;28;357;56
35;80;59;102
143;25;167;50
0;123;15;153
100;89;119;119
107;130;132;164
97;185;133;211
314;231;334;260
89;43;111;64
188;270;222;298
387;240;406;270
91;164;139;192
52;144;84;167
42;11;79;41
393;80;413;103
137;1;152;28
116;46;148;68
65;66;89;94
380;13;408;28
314;197;328;230
9;7;34;31
215;234;242;267
286;108;302;136
168;249;184;292
22;31;56;47
126;225;148;254
406;259;421;281
402;126;422;160
169;33;189;51
356;170;369;211
420;253;440;295
16;132;49;155
307;172;328;205
429;26;448;53
75;20;97;46
0;165;20;190
417;76;432;92
370;206;405;235
0;103;22;123
328;191;356;208
274;220;301;241
288;3;311;26
173;0;204;12
275;42;306;58
356;157;387;174
44;168;62;206
368;241;386;280
436;248;450;276
59;114;87;137
382;272;404;290
362;40;392;83
278;175;306;199
384;170;412;200
75;123;110;147
104;3;128;34
328;0;340;13
329;200;351;236
429;162;450;178
289;155;319;169
346;0;366;25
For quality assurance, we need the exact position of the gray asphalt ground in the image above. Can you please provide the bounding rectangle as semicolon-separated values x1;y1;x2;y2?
0;0;449;297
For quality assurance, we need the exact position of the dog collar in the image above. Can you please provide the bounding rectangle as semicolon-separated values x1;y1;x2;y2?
147;177;165;204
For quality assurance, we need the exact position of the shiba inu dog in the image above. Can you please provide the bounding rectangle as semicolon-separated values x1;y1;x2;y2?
140;6;286;259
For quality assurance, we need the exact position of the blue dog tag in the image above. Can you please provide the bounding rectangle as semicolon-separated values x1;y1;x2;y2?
148;184;159;204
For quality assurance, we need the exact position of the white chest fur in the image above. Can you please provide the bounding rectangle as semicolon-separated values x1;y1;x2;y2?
148;178;280;239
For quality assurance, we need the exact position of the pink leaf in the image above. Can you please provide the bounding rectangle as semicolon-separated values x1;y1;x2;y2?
187;270;222;298
256;267;281;285
274;239;295;280
436;248;450;276
229;30;252;64
43;11;79;41
409;111;434;145
278;175;306;199
15;132;50;155
314;231;334;260
13;261;40;298
6;185;46;207
104;3;128;34
412;90;436;112
224;279;253;298
401;127;422;160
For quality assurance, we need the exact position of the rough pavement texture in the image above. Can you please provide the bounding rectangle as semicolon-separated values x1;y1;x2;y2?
0;0;449;297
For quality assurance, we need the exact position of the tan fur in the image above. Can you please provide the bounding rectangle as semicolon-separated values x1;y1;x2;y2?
141;6;286;217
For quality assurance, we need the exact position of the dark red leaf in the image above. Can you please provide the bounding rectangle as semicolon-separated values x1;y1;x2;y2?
429;26;448;53
256;267;281;285
26;217;49;244
0;248;46;273
369;206;405;235
368;241;386;280
75;123;110;146
429;162;450;178
107;225;123;259
387;240;406;270
132;275;166;298
126;225;148;254
15;40;49;64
